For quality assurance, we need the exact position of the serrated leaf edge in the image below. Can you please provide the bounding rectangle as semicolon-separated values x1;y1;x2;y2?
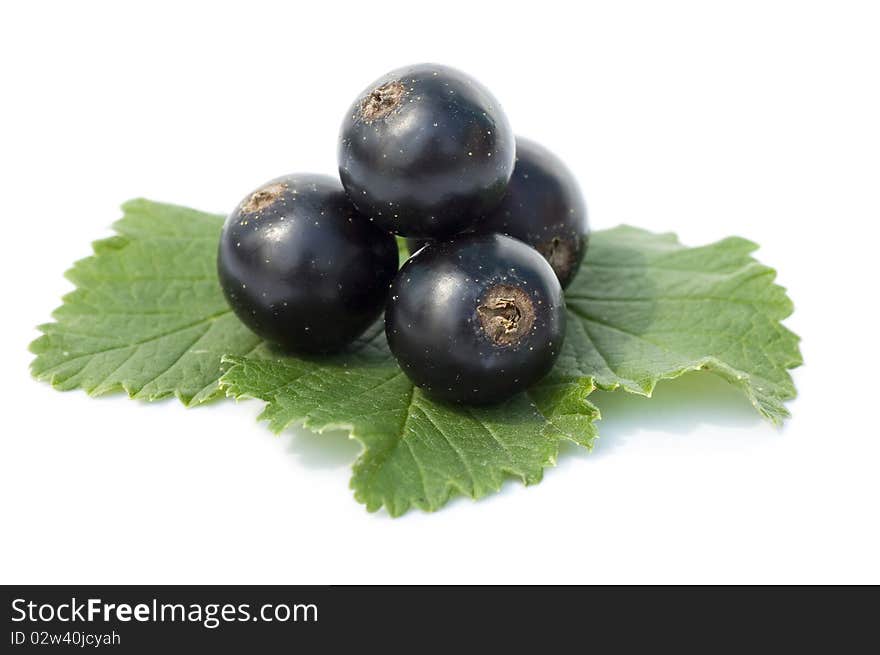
219;355;595;517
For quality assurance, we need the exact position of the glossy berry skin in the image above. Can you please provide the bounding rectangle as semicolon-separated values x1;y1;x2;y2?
404;236;431;257
338;63;515;238
475;138;589;288
218;174;398;354
386;234;566;405
403;138;589;288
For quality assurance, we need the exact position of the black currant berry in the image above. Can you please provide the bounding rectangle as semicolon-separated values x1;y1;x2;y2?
218;174;398;354
338;63;516;238
475;138;589;288
402;138;588;287
386;234;566;404
404;237;431;256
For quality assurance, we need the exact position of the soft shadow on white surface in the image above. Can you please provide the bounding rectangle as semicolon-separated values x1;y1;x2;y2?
559;372;766;461
282;427;361;469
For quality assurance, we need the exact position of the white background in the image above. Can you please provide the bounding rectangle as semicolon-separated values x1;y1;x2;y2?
1;1;878;584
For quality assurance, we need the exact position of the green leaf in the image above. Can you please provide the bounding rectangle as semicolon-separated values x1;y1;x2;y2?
31;199;800;515
220;330;598;517
395;235;411;266
555;226;802;423
221;225;801;514
29;199;262;405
